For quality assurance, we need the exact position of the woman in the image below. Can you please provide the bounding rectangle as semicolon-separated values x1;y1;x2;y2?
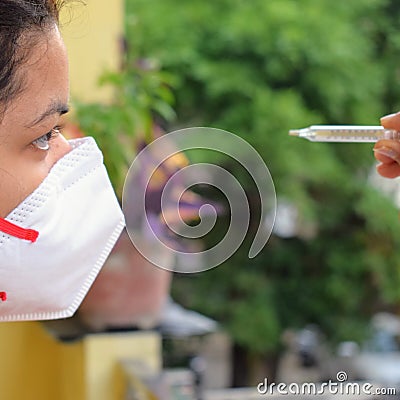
0;0;71;216
374;112;400;178
0;0;125;322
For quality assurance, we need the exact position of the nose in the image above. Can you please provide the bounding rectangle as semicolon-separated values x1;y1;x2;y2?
48;134;72;168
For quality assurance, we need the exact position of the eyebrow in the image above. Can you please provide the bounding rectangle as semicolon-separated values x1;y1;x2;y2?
27;101;69;128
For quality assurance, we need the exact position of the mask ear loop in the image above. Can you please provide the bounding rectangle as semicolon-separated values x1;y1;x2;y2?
0;218;39;242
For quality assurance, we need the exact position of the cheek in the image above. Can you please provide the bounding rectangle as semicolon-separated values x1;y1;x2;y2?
0;135;72;218
0;169;26;218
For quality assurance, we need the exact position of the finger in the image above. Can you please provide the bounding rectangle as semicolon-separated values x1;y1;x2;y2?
381;111;400;130
374;141;400;161
376;162;400;179
374;150;396;164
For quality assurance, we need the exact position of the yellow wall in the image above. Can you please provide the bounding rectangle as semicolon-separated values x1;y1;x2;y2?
60;0;124;102
0;322;162;400
0;322;84;400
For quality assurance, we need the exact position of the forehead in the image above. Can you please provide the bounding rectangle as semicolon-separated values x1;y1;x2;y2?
1;26;69;127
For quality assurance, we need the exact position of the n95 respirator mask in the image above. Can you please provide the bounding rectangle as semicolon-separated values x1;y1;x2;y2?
0;137;125;321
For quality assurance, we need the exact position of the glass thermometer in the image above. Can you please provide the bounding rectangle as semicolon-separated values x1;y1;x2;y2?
289;125;400;143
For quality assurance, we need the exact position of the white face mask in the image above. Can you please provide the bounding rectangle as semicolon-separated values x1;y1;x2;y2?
0;137;125;321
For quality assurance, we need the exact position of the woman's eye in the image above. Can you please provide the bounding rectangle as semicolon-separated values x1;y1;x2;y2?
32;127;61;151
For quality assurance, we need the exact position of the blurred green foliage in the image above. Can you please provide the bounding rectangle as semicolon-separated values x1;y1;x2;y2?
74;64;176;197
77;0;400;376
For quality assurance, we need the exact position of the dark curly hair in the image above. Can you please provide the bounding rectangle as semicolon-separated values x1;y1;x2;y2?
0;0;65;109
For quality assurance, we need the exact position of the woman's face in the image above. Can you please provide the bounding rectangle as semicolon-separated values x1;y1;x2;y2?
0;25;71;218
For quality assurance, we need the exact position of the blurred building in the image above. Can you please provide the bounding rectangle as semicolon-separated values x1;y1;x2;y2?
61;0;124;102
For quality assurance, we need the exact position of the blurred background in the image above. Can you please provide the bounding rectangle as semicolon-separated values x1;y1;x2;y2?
3;0;400;398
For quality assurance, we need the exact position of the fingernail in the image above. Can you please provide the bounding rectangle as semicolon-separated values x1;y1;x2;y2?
373;146;400;161
381;112;400;123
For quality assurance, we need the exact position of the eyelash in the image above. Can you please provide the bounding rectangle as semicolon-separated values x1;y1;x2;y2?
31;125;62;151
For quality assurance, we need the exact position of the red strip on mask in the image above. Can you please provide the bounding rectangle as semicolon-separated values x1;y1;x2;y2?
0;218;39;243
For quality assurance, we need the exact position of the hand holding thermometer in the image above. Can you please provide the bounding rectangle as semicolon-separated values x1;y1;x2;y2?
289;125;400;143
